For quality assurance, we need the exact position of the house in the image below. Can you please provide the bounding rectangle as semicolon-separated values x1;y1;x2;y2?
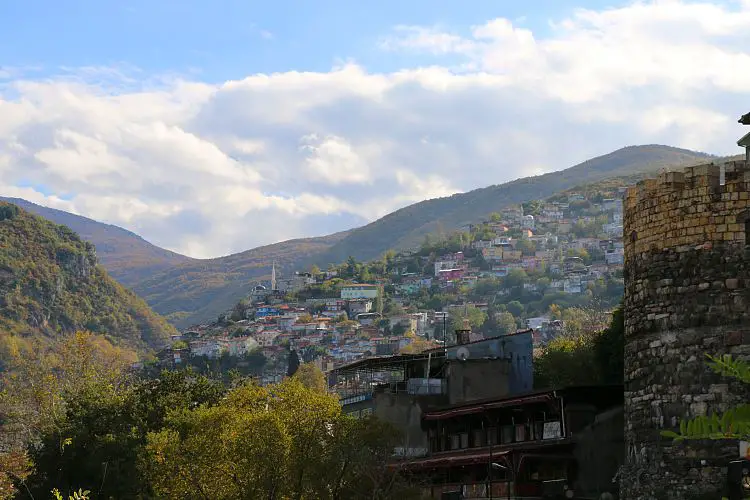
437;268;465;282
568;193;586;202
472;239;493;250
347;298;372;317
521;256;540;270
492;236;515;247
564;276;583;294
255;306;280;319
525;316;550;330
482;247;522;263
397;386;623;499
341;284;380;300
434;253;466;276
189;339;222;358
601;198;623;212
603;223;623;237
605;249;624;266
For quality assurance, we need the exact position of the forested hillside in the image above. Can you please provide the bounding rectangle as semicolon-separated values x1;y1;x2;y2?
0;203;175;362
0;197;195;287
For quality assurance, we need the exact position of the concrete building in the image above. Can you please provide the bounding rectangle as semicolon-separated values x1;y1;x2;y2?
340;284;380;300
397;386;623;499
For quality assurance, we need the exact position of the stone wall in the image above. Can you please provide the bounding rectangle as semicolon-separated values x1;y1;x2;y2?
621;160;750;499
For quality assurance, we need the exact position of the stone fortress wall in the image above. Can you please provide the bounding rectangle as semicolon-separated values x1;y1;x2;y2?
621;160;750;499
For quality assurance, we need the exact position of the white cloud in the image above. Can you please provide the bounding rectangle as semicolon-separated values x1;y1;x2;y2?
300;134;372;185
2;1;750;258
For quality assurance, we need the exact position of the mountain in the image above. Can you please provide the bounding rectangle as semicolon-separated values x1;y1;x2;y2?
133;144;712;328
309;145;713;265
0;202;176;361
131;231;350;326
0;197;195;287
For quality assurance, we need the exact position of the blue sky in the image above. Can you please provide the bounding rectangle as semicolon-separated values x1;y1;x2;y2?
1;0;624;80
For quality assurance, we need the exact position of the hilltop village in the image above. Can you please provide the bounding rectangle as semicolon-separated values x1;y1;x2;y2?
157;185;627;383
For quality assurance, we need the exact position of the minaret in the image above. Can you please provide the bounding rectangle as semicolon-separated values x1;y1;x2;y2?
271;261;277;291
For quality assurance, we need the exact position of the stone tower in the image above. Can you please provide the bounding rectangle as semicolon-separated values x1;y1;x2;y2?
621;156;750;498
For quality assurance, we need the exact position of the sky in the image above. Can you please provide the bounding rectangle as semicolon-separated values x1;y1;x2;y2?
1;0;750;258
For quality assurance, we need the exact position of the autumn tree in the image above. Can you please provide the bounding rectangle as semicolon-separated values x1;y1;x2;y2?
0;450;31;500
293;363;328;393
143;378;419;499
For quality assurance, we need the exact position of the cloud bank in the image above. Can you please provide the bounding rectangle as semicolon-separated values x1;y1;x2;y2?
2;1;749;258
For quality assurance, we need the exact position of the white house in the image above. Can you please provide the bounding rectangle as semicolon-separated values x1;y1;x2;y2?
341;284;380;300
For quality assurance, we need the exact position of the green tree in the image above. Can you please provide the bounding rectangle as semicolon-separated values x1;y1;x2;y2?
19;367;226;499
449;306;488;333
502;269;528;290
293;363;328;393
496;311;517;335
286;350;301;377
506;300;525;318
533;305;623;389
143;378;419;499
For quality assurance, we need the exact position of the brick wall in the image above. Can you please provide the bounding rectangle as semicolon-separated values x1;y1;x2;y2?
621;160;750;499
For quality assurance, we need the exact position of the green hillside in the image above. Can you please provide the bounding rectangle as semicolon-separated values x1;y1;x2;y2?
132;144;713;328
0;197;195;287
0;203;176;360
310;145;713;265
132;231;350;327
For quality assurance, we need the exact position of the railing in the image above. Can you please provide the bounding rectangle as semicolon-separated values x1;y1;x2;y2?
423;481;545;499
433;420;563;453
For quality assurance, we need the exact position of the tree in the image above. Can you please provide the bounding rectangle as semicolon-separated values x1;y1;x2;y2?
310;264;321;276
506;300;525;317
496;312;517;335
0;332;135;448
143;379;420;499
548;304;562;320
297;314;314;324
449;306;488;333
20;368;226;499
286;349;301;377
593;307;624;385
391;322;408;337
0;451;31;500
293;363;328;393
503;269;528;289
533;305;623;390
515;238;536;256
345;256;358;278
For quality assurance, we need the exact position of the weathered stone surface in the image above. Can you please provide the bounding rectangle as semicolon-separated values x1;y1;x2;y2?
621;160;750;500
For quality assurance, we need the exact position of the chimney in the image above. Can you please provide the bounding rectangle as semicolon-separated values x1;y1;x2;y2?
455;317;471;345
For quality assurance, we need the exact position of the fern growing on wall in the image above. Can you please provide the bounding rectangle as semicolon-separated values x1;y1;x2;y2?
661;354;750;441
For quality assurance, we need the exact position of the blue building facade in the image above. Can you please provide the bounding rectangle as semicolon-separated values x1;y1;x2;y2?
446;331;533;395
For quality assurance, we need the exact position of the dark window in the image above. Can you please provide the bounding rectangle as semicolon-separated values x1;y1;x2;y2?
741;211;750;247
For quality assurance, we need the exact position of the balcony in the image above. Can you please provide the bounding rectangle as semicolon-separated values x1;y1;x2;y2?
423;481;549;499
431;419;564;454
